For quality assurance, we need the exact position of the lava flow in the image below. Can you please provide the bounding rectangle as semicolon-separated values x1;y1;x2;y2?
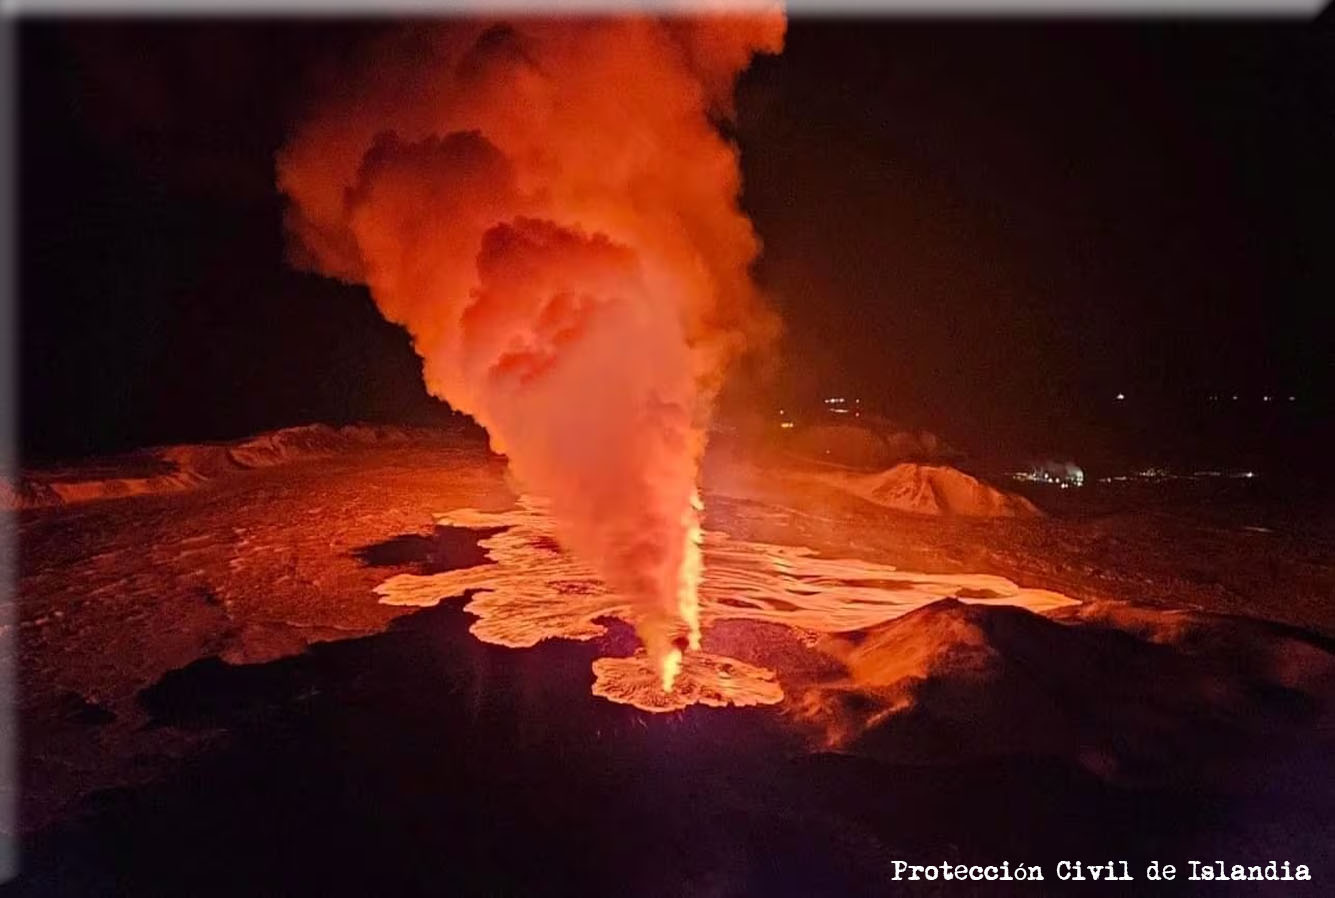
376;497;1077;712
278;16;785;689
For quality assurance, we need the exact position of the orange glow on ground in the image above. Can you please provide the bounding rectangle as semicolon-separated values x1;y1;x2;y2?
593;650;782;712
375;497;1077;712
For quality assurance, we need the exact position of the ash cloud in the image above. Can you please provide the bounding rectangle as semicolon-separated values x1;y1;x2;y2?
277;15;784;684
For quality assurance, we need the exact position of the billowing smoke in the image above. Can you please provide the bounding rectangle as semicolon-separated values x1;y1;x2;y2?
278;15;784;688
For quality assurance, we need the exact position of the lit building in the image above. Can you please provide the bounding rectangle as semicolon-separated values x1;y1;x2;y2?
1011;461;1085;489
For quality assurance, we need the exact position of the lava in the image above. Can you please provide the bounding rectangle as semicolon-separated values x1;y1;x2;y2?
375;497;1077;712
592;650;783;713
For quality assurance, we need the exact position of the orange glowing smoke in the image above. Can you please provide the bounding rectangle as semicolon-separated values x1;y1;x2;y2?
277;15;784;689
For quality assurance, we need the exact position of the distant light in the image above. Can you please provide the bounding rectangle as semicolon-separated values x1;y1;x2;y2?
778;409;785;416
1289;396;1296;402
779;421;795;430
1232;395;1239;401
1115;393;1126;401
1263;395;1272;402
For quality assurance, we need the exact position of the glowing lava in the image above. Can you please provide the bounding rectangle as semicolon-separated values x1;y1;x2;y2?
375;497;1078;712
593;650;783;713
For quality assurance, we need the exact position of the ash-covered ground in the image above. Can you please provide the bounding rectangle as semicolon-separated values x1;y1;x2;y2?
6;426;1334;896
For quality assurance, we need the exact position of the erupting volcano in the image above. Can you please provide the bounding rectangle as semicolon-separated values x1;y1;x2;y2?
17;16;1335;896
278;15;785;689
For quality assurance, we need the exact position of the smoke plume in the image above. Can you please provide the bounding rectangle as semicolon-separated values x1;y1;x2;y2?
277;15;784;688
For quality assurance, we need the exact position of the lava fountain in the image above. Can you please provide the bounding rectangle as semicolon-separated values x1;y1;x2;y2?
277;15;785;688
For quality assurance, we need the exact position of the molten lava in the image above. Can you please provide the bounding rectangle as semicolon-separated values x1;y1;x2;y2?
278;16;784;687
375;498;1078;712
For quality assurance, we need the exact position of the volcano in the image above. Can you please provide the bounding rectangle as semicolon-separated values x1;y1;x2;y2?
8;427;1335;895
14;13;1335;896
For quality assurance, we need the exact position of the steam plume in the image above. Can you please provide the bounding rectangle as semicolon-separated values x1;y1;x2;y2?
278;15;784;687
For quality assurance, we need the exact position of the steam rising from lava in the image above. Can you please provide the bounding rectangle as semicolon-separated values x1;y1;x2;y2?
278;16;784;687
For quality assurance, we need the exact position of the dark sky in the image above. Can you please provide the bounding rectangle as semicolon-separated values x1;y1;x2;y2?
18;17;1334;464
738;20;1333;457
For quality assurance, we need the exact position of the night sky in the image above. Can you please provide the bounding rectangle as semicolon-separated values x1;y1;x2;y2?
18;17;1334;465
